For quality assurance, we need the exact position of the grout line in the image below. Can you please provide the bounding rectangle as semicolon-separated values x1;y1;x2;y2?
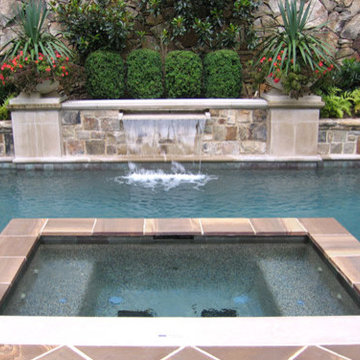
39;219;49;235
143;218;147;235
68;345;96;360
317;346;353;360
295;218;307;234
91;219;97;234
31;345;63;360
193;346;222;360
199;219;204;235
249;219;256;235
288;345;307;360
160;346;185;360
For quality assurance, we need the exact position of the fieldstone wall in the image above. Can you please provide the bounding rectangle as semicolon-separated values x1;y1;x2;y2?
204;109;267;155
61;109;267;157
0;120;13;157
0;0;359;61
62;110;123;156
318;118;360;155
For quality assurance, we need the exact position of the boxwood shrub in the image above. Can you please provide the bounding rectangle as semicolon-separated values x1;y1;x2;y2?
203;50;242;98
85;50;124;99
126;49;163;99
165;51;202;98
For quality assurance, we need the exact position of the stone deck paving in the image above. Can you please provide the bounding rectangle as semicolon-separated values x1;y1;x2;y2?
0;217;360;359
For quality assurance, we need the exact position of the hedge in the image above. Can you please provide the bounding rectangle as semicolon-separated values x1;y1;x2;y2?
85;50;125;99
165;51;202;98
203;50;242;98
126;49;163;99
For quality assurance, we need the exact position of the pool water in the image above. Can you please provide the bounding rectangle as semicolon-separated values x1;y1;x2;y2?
1;241;359;317
1;164;360;238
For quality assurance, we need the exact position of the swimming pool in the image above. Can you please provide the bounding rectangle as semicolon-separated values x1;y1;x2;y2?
0;163;359;239
2;239;359;317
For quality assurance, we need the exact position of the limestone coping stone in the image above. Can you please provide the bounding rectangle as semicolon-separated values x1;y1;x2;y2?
62;98;268;111
262;93;324;109
8;96;66;111
319;118;360;129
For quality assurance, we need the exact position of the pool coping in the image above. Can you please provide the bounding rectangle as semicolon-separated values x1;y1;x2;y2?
0;217;360;359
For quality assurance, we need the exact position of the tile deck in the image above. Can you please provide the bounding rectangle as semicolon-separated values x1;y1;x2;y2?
0;217;359;358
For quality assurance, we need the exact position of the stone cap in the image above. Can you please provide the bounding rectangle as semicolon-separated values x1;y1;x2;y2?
8;95;66;111
62;98;268;111
262;93;324;109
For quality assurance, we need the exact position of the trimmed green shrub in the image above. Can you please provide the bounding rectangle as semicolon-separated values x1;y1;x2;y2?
85;50;125;99
335;58;360;91
203;50;242;98
165;51;202;98
126;49;163;99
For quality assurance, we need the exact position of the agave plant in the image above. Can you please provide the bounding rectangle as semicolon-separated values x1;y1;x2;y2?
255;0;336;97
0;0;72;63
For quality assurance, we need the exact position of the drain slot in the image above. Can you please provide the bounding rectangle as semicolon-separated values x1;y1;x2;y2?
152;235;195;241
118;309;155;317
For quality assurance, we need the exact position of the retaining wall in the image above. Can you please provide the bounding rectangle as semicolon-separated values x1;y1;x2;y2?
4;97;360;162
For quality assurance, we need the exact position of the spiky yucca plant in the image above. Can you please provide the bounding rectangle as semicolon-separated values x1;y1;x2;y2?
256;0;336;98
0;0;72;63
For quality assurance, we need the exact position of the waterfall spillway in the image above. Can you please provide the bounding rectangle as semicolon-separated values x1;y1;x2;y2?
122;113;207;157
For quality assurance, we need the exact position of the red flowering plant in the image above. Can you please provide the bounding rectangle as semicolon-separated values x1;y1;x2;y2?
0;51;71;94
254;0;336;99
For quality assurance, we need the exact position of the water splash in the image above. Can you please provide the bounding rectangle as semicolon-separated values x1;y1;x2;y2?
115;162;217;191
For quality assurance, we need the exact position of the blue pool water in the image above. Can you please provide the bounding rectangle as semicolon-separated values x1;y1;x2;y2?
0;163;360;239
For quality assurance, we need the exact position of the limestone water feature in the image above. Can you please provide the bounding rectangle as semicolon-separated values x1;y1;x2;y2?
121;112;209;158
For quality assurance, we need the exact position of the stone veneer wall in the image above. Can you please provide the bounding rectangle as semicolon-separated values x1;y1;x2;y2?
0;120;13;157
204;109;267;156
62;110;122;156
61;109;268;157
0;1;359;62
318;118;360;155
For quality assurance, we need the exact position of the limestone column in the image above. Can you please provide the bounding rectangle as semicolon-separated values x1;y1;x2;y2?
263;93;324;157
9;94;65;161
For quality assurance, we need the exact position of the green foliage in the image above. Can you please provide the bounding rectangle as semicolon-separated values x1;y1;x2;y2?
85;50;124;99
335;58;360;91
139;0;258;51
126;49;163;99
0;83;15;106
1;0;72;63
203;50;242;98
165;51;202;98
349;88;360;115
51;0;134;61
256;0;336;98
321;87;352;119
264;0;334;74
0;94;14;120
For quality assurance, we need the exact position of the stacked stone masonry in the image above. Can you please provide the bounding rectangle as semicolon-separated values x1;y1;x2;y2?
0;120;13;157
0;0;359;61
318;118;360;155
205;109;267;156
62;110;123;156
62;109;268;157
